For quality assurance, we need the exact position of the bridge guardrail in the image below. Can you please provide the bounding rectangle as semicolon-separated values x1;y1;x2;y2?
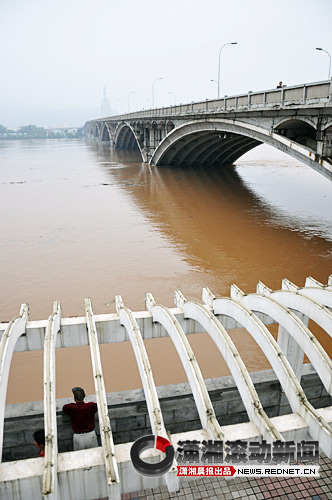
88;80;332;124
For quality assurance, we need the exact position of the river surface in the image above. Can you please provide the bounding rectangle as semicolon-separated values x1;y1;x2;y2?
1;139;332;403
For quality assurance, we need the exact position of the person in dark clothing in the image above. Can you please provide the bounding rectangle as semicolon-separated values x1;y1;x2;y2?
277;81;283;88
33;429;45;457
62;387;98;450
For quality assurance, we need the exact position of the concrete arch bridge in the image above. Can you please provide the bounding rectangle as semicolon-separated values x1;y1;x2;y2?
84;80;332;181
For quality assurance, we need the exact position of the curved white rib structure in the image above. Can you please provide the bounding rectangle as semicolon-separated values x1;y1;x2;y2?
115;295;165;437
305;277;327;288
0;274;332;499
204;288;332;456
174;289;282;442
230;285;332;395
85;298;120;500
42;301;61;499
282;278;332;308
115;295;179;493
257;281;332;337
0;303;29;463
145;293;223;440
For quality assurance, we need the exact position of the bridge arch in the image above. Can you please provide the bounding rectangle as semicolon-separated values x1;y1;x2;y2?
323;121;332;131
167;120;175;134
150;118;332;181
113;122;145;161
273;116;317;131
274;118;317;150
90;123;100;138
100;123;111;142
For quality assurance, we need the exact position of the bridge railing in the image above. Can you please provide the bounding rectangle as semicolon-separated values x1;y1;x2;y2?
88;80;332;125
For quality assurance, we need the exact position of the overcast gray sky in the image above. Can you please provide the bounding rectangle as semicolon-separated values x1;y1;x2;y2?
1;0;331;128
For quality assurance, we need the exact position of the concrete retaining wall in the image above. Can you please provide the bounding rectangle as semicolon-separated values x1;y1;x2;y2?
3;364;331;462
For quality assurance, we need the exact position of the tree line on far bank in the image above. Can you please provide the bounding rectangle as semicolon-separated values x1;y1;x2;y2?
0;124;83;139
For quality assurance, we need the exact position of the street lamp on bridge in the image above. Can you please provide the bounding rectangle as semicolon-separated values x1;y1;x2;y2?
169;92;176;106
217;42;238;99
316;47;331;80
152;77;163;108
127;92;135;113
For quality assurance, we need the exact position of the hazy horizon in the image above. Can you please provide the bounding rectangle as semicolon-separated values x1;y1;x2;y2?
1;0;331;129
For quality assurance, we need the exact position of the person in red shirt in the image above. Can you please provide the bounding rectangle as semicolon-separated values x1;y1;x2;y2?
63;387;98;451
33;429;45;457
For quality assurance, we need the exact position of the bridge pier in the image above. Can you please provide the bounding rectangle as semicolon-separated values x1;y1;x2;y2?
323;129;332;158
140;127;153;162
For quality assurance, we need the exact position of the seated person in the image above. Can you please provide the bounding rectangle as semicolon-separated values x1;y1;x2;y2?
33;429;45;457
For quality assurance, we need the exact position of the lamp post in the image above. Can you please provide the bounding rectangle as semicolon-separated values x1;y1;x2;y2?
127;92;135;113
169;92;176;106
217;42;238;99
316;47;331;80
152;77;163;108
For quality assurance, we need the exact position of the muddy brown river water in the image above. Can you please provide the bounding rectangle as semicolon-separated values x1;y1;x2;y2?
1;139;332;403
